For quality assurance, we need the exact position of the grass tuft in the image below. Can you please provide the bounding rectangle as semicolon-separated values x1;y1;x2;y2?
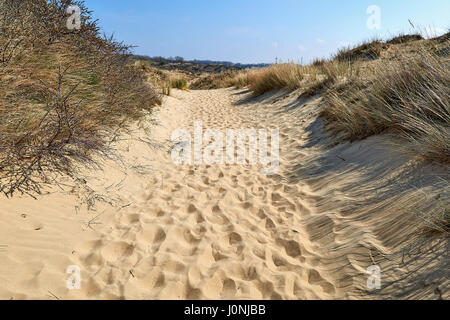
170;77;189;90
247;63;304;95
334;38;387;62
321;46;449;164
190;70;249;90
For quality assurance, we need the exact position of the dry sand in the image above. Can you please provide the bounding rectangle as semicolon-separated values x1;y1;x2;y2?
0;88;448;300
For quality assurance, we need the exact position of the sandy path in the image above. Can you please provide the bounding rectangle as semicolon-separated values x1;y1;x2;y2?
0;88;448;300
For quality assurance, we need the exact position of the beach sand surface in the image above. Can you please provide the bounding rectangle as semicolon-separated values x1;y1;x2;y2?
0;88;448;300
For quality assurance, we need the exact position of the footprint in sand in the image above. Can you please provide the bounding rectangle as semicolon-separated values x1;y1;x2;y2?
101;241;135;262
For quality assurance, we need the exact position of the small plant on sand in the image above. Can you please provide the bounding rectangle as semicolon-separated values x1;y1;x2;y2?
386;33;423;45
170;77;189;90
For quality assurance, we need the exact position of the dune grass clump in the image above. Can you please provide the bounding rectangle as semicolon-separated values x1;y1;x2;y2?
386;33;423;45
422;205;450;237
311;58;328;67
334;39;387;62
230;72;249;89
161;82;171;96
243;60;359;97
170;77;189;90
322;46;449;163
134;60;152;72
190;70;249;90
0;0;159;197
247;63;304;95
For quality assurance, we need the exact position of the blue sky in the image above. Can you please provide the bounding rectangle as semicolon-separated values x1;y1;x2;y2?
84;0;449;64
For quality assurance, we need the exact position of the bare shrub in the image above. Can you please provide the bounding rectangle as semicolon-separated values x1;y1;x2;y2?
0;0;159;197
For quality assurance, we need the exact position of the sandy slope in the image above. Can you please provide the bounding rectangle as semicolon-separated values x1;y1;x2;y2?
0;88;448;300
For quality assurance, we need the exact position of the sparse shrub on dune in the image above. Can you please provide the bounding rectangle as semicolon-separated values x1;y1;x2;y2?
161;82;171;96
0;0;160;197
386;33;423;44
134;60;152;72
434;31;449;44
190;58;357;97
311;58;328;67
170;77;189;90
230;72;249;89
197;33;446;98
190;70;249;90
243;60;358;97
334;38;387;62
247;63;304;95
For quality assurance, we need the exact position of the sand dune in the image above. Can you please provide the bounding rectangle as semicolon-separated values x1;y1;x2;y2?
0;88;448;300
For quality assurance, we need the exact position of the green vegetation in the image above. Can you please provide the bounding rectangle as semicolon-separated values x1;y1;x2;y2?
170;77;189;90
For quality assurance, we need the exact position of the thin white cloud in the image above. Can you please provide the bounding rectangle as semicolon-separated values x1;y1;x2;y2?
272;42;279;49
316;38;326;45
297;45;306;52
